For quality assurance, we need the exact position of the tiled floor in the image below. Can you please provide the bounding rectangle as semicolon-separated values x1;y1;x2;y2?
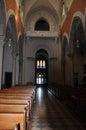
31;87;85;130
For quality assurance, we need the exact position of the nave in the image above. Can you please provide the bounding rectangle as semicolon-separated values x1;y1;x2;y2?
31;87;85;130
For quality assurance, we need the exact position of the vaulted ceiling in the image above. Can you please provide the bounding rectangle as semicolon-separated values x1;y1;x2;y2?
24;0;61;29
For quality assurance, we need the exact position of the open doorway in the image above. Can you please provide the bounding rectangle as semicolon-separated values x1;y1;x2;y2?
35;49;48;86
5;72;12;88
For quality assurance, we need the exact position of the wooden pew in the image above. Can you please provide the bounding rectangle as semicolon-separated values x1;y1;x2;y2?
0;87;36;101
0;93;29;129
3;85;36;93
0;85;36;130
0;112;25;130
0;98;31;116
0;104;27;113
0;84;36;95
0;89;35;94
0;95;33;112
0;102;30;130
0;98;29;104
65;87;86;123
0;90;35;110
0;95;33;117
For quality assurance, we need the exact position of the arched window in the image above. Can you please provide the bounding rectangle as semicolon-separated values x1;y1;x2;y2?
37;60;40;68
40;60;42;68
35;19;49;31
35;49;48;86
36;60;46;69
43;60;46;68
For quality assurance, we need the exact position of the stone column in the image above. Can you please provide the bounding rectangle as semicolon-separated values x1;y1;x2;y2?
67;53;74;87
12;45;16;87
0;36;4;89
22;34;26;84
58;26;62;84
19;57;23;85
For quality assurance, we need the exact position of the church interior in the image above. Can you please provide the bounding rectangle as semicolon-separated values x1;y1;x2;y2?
0;0;86;130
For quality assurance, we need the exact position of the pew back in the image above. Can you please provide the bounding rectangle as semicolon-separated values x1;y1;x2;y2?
0;113;24;130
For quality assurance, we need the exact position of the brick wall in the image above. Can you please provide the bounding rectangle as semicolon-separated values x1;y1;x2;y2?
5;0;23;34
61;0;86;37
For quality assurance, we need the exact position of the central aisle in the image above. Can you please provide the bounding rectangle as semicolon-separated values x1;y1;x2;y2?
31;87;85;130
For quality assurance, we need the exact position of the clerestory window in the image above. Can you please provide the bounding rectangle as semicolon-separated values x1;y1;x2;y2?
35;19;49;31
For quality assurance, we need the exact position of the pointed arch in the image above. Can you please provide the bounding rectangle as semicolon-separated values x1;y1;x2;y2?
35;49;48;86
2;14;18;87
69;16;85;87
69;16;85;56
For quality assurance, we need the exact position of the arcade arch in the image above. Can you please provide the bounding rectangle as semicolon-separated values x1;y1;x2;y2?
69;16;85;87
2;15;17;88
35;49;48;86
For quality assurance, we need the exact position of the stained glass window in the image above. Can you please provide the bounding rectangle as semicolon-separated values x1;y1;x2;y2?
37;60;46;69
